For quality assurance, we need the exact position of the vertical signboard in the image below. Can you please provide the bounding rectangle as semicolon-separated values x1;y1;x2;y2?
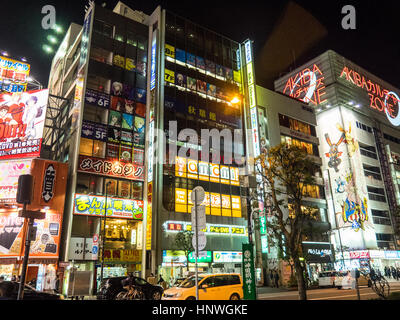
242;243;256;300
70;3;94;129
146;31;157;251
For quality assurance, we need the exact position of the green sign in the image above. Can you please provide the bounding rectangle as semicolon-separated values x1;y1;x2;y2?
188;251;212;263
260;215;267;235
242;243;256;300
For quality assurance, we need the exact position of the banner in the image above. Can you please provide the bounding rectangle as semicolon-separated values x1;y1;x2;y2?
0;89;49;159
0;159;32;203
78;155;144;181
84;88;110;108
81;120;107;141
242;243;256;300
73;193;144;220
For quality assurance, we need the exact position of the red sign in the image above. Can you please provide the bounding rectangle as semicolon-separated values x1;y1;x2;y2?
349;250;370;259
167;223;183;231
78;155;144;181
340;66;400;126
282;64;327;106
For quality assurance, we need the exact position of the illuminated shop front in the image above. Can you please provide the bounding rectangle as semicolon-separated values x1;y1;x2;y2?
275;50;400;272
158;221;247;283
0;158;68;290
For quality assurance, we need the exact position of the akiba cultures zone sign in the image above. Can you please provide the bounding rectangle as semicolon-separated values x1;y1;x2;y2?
340;66;400;126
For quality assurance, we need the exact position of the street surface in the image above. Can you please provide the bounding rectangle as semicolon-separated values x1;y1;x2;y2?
257;282;400;300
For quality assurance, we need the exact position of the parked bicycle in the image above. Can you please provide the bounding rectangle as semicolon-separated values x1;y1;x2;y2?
115;285;145;300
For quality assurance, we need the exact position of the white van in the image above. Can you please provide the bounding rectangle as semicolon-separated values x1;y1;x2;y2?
318;271;339;288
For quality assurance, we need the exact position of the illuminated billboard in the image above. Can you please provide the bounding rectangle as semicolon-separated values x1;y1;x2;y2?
0;56;30;93
0;89;49;159
340;66;400;126
281;64;327;106
0;160;32;203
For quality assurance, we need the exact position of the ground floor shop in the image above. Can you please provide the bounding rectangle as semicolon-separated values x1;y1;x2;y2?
158;250;243;286
334;249;400;274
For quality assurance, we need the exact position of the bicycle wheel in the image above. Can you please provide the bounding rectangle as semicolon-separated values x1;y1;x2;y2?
115;291;128;300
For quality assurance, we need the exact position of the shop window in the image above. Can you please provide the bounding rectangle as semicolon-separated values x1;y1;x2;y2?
83;104;108;124
90;46;113;65
105;178;118;196
131;182;143;200
79;138;94;156
93;140;106;158
118;180;131;198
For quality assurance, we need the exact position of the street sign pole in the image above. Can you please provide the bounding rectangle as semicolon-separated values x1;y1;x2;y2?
195;189;199;301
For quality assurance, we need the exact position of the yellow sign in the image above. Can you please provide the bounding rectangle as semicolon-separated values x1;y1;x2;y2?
165;69;175;83
165;44;175;58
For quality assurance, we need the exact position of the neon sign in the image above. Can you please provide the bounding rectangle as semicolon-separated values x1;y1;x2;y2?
282;64;327;106
340;66;400;126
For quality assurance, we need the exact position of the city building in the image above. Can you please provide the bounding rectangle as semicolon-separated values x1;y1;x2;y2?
47;1;256;291
274;50;400;272
256;86;332;283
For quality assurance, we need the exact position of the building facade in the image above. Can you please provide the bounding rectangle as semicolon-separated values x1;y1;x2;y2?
47;1;256;291
274;50;400;272
256;86;332;283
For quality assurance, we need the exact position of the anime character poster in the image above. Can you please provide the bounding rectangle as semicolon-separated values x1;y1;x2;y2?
175;73;186;88
109;110;122;127
187;77;197;91
122;113;133;130
205;59;215;74
175;49;186;64
196;56;205;70
196;80;207;94
186;53;196;67
0;89;48;159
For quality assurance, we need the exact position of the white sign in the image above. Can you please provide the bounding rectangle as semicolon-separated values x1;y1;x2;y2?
191;186;205;204
213;251;242;263
191;205;206;230
192;231;206;251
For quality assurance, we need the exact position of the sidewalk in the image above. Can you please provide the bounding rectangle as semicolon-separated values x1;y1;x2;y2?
256;286;291;294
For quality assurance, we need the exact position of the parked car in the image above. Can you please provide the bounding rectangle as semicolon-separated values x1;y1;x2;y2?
162;273;243;300
97;276;163;300
318;271;372;289
0;281;63;300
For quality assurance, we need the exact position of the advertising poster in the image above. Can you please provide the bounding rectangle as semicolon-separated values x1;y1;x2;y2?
111;81;123;96
109;110;122;127
165;44;175;59
122;113;133;130
125;57;136;71
74;193;144;220
111;96;125;112
0;89;49;159
196;80;207;94
119;145;132;162
121;130;133;146
207;83;216;97
123;84;135;100
134;88;146;103
0;56;30;93
196;56;205;70
187;77;197;91
224;67;233;81
0;211;24;255
0;159;32;203
107;127;120;143
186;53;196;67
175;48;186;64
175;73;186;88
205;59;215;74
106;143;119;159
135;102;146;118
133;148;144;165
113;55;125;68
216;64;224;78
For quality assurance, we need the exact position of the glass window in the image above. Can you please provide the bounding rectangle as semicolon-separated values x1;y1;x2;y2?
79;138;94;156
105;178;118;196
93;140;106;158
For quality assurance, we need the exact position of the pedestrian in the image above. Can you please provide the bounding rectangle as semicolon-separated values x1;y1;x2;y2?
391;266;396;280
0;276;4;283
274;270;280;288
11;275;16;282
269;270;274;287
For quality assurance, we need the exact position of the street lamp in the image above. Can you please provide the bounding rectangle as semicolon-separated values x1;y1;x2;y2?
100;181;112;286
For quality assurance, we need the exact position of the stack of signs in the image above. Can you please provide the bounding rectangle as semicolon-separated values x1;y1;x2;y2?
190;186;206;257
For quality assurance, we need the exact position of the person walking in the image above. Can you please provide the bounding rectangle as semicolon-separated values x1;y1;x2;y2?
54;275;60;293
274;270;280;288
269;270;274;287
391;266;396;280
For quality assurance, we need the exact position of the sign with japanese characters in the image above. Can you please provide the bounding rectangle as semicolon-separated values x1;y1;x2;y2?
242;243;256;300
0;56;30;93
81;121;107;141
73;193;144;220
0;89;49;159
78;155;144;181
84;88;110;108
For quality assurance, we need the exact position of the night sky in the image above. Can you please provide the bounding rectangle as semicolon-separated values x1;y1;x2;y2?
1;0;399;89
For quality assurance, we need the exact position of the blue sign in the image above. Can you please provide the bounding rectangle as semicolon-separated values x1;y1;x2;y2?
92;246;98;255
150;38;157;90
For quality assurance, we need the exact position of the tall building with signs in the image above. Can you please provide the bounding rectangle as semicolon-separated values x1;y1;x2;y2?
47;1;259;290
274;50;400;272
